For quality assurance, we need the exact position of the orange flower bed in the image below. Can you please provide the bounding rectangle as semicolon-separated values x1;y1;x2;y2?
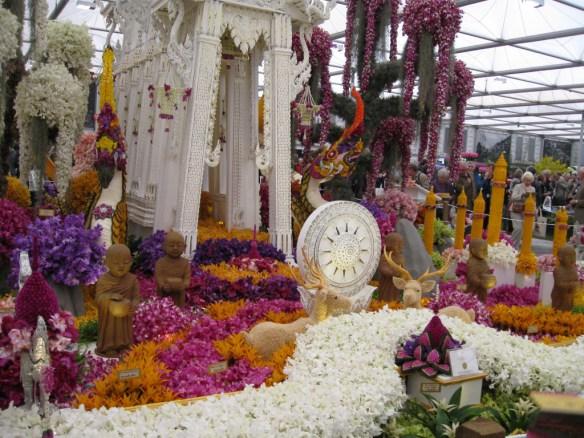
197;219;270;243
206;299;248;320
5;176;31;208
201;262;300;284
368;297;431;312
490;304;584;337
74;336;180;409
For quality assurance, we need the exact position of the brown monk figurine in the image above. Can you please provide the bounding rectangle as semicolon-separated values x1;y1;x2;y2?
552;245;578;311
377;233;406;302
96;244;140;357
466;239;495;302
155;230;190;308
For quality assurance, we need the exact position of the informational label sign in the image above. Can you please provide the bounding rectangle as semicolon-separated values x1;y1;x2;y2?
117;368;141;380
449;348;479;377
420;382;441;393
38;208;56;218
208;361;229;375
527;325;539;334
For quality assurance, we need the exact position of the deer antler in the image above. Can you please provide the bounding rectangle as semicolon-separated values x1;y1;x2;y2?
383;248;412;281
417;255;452;284
301;247;328;290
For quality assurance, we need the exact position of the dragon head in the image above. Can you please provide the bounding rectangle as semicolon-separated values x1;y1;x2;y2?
309;88;365;182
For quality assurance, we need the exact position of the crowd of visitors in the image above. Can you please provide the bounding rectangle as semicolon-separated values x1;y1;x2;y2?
408;161;584;249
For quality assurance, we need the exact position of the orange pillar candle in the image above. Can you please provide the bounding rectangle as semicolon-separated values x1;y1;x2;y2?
470;190;485;241
454;188;467;250
487;154;508;245
553;207;569;257
520;194;537;257
423;188;437;254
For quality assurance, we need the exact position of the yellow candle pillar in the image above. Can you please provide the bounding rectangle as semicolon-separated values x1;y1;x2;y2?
487;153;508;245
423;188;437;254
520;194;537;257
454;188;467;250
470;190;485;240
553;207;569;257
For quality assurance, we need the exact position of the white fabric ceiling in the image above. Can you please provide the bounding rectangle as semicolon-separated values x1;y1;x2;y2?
42;0;584;141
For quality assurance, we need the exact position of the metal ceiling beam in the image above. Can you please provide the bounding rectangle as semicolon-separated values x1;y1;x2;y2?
553;0;584;12
456;27;584;53
465;110;583;120
473;62;579;79
458;30;579;63
456;0;487;5
481;119;582;127
49;0;70;20
473;82;584;97
471;98;584;110
511;128;581;133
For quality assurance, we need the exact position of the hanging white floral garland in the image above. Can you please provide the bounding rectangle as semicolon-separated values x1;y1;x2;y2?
1;308;583;437
15;64;86;196
0;7;19;68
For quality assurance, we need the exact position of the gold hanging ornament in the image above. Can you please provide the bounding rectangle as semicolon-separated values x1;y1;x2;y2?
295;85;320;128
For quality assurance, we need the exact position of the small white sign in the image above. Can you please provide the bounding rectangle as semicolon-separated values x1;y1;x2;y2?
448;348;479;377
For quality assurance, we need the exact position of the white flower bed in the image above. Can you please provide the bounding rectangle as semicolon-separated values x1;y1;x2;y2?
1;309;583;437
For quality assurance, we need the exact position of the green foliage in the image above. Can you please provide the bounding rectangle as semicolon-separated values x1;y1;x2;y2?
394;388;487;438
418;220;455;248
572;306;584;314
431;251;444;269
534;156;569;175
482;391;539;434
78;318;98;343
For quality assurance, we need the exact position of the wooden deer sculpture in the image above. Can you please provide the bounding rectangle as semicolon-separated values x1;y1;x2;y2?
383;249;450;309
244;248;353;360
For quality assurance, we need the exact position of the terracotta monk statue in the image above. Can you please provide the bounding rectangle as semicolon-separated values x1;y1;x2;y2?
96;244;140;357
377;233;406;302
466;239;495;302
552;245;579;311
155;230;190;308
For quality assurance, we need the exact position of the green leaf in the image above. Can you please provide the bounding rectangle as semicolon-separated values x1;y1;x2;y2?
435;410;450;435
449;388;462;407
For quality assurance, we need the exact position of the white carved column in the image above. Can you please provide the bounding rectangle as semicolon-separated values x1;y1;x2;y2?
226;59;258;230
174;0;223;254
266;14;293;258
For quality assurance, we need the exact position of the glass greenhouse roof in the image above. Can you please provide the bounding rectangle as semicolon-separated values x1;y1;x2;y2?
42;0;583;141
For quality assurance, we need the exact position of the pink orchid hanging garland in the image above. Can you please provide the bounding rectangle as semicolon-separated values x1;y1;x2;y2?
361;0;386;92
390;0;400;60
291;28;333;158
342;0;359;96
366;116;416;198
449;60;474;181
402;0;462;172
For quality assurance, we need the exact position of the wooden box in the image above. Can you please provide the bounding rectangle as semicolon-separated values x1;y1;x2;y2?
404;371;486;407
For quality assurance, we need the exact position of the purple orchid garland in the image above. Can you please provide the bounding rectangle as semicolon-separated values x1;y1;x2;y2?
361;0;387;92
402;0;463;172
366;116;416;198
449;60;474;181
390;0;400;60
343;0;359;96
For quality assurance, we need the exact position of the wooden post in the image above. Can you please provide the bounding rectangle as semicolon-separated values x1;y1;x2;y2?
553;207;569;257
423;188;437;254
470;190;485;241
454;188;467;250
487;154;507;245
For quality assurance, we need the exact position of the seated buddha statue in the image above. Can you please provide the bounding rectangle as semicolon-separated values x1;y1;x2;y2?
96;244;140;357
155;230;191;308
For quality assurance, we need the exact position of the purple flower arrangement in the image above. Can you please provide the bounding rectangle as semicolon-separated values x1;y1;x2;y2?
360;200;397;238
158;299;302;398
430;281;493;326
485;285;539;308
9;214;105;288
193;238;286;266
133;297;197;343
186;269;299;307
134;230;167;275
0;198;31;262
80;352;118;389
